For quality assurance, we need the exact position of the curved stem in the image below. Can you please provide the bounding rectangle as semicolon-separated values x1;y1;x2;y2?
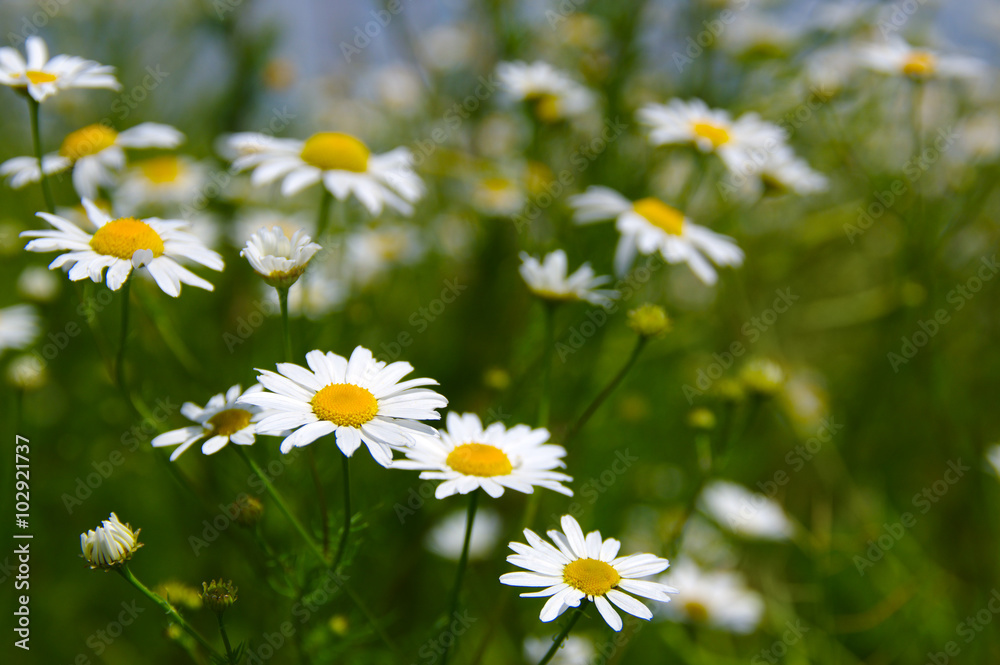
277;286;292;362
564;337;647;444
117;564;223;661
329;454;352;571
440;489;479;665
216;613;236;664
115;278;132;392
537;603;586;665
26;97;55;213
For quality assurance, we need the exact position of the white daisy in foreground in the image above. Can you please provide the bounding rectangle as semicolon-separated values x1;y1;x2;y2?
152;384;266;461
658;558;764;633
858;37;986;80
0;122;184;199
225;131;423;215
699;480;793;540
569;186;743;284
80;512;142;569
425;507;502;561
238;346;447;466
392;412;573;499
0;36;120;102
519;250;618;307
20;198;224;296
496;60;596;123
241;226;321;288
115;155;208;215
0;304;40;355
638;98;786;176
500;515;677;631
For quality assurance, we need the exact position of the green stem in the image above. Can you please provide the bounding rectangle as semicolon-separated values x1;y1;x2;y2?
440;489;479;665
278;286;292;362
26;96;55;213
564;337;647;444
308;447;330;557
117;564;223;661
217;613;236;664
538;302;556;428
316;188;333;239
329;454;351;571
115;279;132;392
537;604;586;665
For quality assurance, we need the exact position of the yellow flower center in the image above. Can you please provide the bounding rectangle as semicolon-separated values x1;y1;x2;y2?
311;383;379;428
903;51;936;77
691;121;730;148
527;92;562;123
683;600;710;622
633;198;685;236
562;558;621;597
89;217;165;260
207;409;253;436
60;124;119;161
138;156;182;184
446;443;513;477
481;177;514;192
300;132;370;172
25;70;57;84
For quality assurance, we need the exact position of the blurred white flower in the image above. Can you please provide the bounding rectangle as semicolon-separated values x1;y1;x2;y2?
0;36;120;102
241;226;321;288
17;265;61;302
418;23;481;71
6;353;47;391
344;223;425;288
0;304;40;355
699;480;793;540
758;146;829;196
497;61;596;123
523;635;595;665
115;155;208;215
425;507;502;561
372;63;424;115
471;175;525;217
519;249;617;307
658;558;764;633
988;445;1000;477
80;512;142;569
859;37;986;80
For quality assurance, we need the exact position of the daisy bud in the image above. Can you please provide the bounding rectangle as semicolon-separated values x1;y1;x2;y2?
230;495;264;527
201;579;238;614
687;407;716;430
627;304;671;338
80;512;142;570
241;226;321;289
739;358;785;396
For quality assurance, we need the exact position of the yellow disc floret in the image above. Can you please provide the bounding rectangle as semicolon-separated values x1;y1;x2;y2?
903;51;936;77
446;443;513;477
691;121;730;148
563;558;621;597
683;600;710;622
633;198;685;236
300;132;370;172
311;383;379;427
207;409;253;436
25;70;57;84
138;156;182;184
89;217;165;260
60;124;119;161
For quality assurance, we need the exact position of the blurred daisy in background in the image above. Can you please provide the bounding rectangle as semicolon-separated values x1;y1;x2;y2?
471;174;526;217
500;514;677;631
523;635;595;665
392;411;573;499
756;146;829;197
987;445;1000;478
519;249;618;307
17;265;61;302
0;304;40;355
497;60;596;123
0;35;120;102
241;226;321;288
240;346;447;466
152;384;266;461
115;155;208;215
699;480;793;541
425;507;502;560
343;223;426;288
225;131;424;215
658;558;764;633
21;198;224;296
859;37;987;80
570;186;743;284
1;122;184;199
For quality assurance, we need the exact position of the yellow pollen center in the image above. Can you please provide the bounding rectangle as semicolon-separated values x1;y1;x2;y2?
138;156;182;183
300;132;370;172
684;600;710;622
311;383;378;427
25;70;57;84
60;124;119;161
446;443;513;477
633;198;685;236
482;177;514;192
207;409;253;436
562;558;621;596
89;218;165;260
691;121;730;148
903;52;936;77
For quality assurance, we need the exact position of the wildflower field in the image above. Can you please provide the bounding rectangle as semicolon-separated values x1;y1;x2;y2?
2;1;1000;664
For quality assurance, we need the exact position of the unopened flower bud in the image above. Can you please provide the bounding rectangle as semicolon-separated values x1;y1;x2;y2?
627;304;671;338
201;579;238;614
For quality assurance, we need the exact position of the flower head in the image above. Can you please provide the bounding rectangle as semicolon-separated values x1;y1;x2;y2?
658;559;764;633
152;384;265;461
0;36;120;102
241;226;321;288
80;512;142;569
393;412;573;499
699;480;793;540
238;346;447;467
201;579;238;614
627;304;671;338
500;515;677;631
0;304;40;356
859;37;986;80
496;61;596;123
519;250;617;307
20;199;224;297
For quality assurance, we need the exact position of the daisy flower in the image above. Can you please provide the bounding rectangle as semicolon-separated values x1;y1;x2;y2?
20;198;224;297
115;155;208;215
152;384;266;461
519;250;618;307
0;122;184;199
638;98;787;176
699;480;793;540
80;512;142;569
0;36;120;102
391;412;573;499
858;37;986;80
240;226;321;288
658;558;764;633
0;304;40;355
497;61;596;123
500;514;678;631
569;186;743;284
757;146;829;196
224;131;424;215
238;346;448;467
